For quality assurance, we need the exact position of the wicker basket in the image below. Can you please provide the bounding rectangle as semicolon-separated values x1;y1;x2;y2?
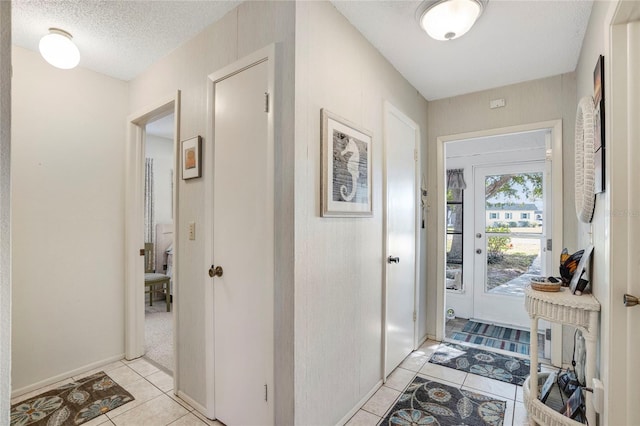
530;281;562;292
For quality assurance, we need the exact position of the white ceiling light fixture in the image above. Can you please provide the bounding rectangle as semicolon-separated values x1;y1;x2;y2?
39;28;80;69
418;0;485;41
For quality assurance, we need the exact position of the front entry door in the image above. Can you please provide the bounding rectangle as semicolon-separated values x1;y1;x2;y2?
212;58;273;425
473;162;547;329
384;104;419;376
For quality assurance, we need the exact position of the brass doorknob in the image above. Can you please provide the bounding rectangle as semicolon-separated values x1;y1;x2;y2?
624;294;639;307
209;265;223;278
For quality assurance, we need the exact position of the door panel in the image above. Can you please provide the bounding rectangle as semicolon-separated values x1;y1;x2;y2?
473;163;545;329
213;60;273;425
385;105;418;375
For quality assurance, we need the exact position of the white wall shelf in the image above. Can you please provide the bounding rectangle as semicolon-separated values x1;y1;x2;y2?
523;286;600;426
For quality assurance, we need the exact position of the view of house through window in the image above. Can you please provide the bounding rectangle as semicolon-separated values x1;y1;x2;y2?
483;172;543;295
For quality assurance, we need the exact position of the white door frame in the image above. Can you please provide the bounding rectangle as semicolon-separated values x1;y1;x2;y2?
124;92;181;385
204;44;276;420
605;3;640;424
436;120;563;365
382;101;421;378
472;160;546;330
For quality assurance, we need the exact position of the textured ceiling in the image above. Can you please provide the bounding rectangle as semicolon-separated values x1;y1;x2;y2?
12;0;241;81
12;0;593;100
331;0;593;100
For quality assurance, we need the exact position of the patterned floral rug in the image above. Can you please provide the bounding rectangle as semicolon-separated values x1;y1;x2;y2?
380;376;506;425
10;371;134;426
429;343;540;386
429;342;534;386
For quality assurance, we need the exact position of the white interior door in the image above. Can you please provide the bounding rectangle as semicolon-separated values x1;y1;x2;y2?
212;59;274;425
625;19;640;422
473;162;546;329
384;104;418;376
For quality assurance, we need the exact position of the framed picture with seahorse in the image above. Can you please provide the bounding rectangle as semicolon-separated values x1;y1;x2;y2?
321;109;373;217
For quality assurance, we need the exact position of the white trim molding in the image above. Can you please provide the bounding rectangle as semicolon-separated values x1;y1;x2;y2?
435;120;564;357
124;92;181;391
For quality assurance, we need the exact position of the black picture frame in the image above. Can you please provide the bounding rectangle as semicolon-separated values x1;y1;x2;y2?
181;136;202;180
594;55;605;194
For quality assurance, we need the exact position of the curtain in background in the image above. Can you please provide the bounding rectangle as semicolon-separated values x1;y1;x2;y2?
446;168;467;190
144;158;154;246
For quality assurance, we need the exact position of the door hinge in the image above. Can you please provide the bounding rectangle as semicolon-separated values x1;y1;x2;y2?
264;384;268;402
414;149;418;161
546;239;552;251
264;92;270;113
413;311;417;322
545;328;552;341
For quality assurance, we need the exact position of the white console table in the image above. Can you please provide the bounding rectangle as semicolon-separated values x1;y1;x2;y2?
523;286;600;426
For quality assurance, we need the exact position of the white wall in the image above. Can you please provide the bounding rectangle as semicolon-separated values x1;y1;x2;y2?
294;2;429;424
573;1;628;424
128;2;295;421
145;134;173;225
427;74;578;339
0;2;11;422
11;47;128;393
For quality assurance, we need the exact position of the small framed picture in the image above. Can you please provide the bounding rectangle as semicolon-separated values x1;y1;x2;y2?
538;371;557;404
181;136;202;180
320;109;373;217
569;245;594;294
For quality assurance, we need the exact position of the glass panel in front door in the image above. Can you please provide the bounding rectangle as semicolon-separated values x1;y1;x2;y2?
484;172;543;296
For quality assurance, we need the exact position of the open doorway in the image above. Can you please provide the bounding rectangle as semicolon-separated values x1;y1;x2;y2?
143;113;176;373
443;129;554;362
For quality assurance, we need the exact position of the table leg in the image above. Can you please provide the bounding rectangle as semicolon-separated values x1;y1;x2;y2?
530;317;539;399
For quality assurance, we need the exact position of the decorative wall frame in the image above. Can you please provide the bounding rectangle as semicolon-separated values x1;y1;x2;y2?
321;109;372;217
574;97;595;223
181;136;201;180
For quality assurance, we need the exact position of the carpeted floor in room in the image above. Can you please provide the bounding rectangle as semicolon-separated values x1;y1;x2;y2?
145;300;173;373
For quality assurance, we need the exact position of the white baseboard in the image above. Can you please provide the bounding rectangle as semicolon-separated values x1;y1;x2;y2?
417;335;428;347
11;353;125;399
177;390;210;419
427;334;437;341
336;379;383;426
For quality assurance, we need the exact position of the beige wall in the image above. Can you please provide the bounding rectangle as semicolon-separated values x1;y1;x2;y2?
0;1;11;422
426;73;578;338
294;2;429;424
11;47;128;392
128;2;295;421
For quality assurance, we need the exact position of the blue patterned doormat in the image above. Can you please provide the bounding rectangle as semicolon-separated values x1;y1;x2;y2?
380;376;506;425
429;342;536;386
452;320;543;355
463;321;530;343
10;371;134;425
451;331;531;355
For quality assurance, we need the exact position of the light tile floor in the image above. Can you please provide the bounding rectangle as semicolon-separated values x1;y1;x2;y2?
11;358;222;426
13;343;542;426
345;339;534;426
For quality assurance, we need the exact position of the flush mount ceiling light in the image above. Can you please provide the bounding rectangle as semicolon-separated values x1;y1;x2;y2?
39;28;80;69
418;0;485;41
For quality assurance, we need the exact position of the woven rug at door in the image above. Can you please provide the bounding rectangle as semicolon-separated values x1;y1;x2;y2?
462;321;531;343
10;371;134;426
380;376;506;426
452;320;537;355
451;332;531;355
429;342;534;386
